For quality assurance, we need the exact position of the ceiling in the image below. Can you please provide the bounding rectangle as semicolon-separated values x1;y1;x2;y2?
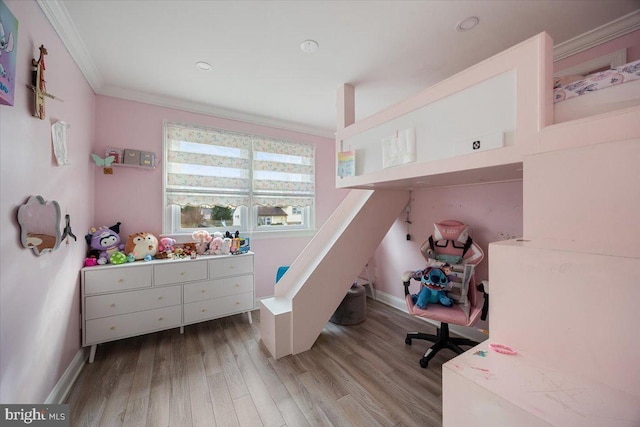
40;1;640;137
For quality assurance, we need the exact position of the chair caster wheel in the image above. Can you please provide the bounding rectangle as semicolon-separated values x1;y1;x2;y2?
405;337;412;345
419;358;428;368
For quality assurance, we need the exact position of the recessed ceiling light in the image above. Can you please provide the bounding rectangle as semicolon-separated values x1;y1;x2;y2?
456;16;479;32
300;40;319;54
196;61;212;71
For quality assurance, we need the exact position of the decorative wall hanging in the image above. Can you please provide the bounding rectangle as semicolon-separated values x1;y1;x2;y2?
52;121;70;166
90;153;115;174
28;44;63;119
0;0;17;106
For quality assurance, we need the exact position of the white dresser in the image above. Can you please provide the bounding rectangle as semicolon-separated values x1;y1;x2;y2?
81;252;254;362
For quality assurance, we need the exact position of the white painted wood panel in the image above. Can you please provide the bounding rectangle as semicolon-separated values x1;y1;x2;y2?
84;265;153;294
154;259;208;285
183;275;253;304
184;292;254;324
85;285;181;320
85;305;182;345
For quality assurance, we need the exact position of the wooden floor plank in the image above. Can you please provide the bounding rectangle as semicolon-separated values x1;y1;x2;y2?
207;372;240;427
122;396;149;427
66;300;450;427
232;394;263;427
186;354;216;427
169;334;193;427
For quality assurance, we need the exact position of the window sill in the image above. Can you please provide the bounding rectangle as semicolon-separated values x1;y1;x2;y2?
160;228;316;243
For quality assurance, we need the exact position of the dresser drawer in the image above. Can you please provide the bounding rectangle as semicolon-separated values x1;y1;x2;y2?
84;265;153;294
154;260;208;286
84;305;182;345
85;285;181;320
183;275;253;304
183;292;253;324
209;255;253;279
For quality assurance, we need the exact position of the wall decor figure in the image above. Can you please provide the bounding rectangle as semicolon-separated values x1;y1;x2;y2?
28;44;63;119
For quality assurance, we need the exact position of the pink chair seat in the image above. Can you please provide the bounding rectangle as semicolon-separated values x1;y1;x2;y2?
405;294;482;327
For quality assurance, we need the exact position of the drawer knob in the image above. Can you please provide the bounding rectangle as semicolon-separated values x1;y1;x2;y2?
235;301;240;305
109;326;115;330
201;290;206;293
117;279;124;283
110;303;116;308
158;296;163;300
201;309;207;312
235;284;240;287
158;317;164;321
180;272;185;276
229;266;235;269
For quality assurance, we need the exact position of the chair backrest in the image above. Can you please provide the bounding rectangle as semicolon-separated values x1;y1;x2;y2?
420;220;484;266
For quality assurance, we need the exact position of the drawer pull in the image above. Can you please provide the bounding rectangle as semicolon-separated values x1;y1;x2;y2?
235;284;240;287
235;301;240;305
117;279;124;283
201;290;206;293
109;326;115;330
110;303;116;307
201;309;206;312
158;317;164;321
158;296;163;300
180;272;185;276
229;266;235;269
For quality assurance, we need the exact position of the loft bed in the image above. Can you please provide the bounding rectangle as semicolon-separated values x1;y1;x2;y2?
553;58;640;123
335;31;640;191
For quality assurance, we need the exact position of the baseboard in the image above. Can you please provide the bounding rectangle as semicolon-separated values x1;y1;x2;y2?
45;347;88;404
374;290;489;344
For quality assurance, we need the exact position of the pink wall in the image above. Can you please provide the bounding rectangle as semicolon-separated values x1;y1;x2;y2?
370;181;523;306
554;29;640;73
93;95;348;299
0;0;95;403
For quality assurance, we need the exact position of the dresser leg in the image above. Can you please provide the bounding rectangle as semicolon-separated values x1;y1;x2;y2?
247;311;253;324
180;326;184;334
89;345;97;363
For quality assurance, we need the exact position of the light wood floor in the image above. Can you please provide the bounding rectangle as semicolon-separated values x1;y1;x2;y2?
66;299;457;427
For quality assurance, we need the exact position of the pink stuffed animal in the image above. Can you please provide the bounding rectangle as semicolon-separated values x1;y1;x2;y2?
192;230;212;254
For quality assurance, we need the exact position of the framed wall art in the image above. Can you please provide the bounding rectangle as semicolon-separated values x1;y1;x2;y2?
0;0;17;106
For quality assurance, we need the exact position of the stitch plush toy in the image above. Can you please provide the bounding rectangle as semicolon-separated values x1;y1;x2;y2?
412;266;454;309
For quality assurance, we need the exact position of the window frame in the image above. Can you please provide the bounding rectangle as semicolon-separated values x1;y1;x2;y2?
162;121;316;239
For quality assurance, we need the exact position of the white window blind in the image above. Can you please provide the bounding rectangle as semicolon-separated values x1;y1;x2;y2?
164;122;315;233
252;138;315;208
165;123;251;208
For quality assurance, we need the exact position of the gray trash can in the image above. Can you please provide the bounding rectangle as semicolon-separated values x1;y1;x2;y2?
330;283;366;325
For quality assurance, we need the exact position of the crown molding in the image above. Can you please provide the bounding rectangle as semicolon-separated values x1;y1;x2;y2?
37;0;103;92
38;1;334;138
553;9;640;61
99;86;335;139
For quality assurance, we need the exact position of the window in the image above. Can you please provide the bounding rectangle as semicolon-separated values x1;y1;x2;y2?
163;122;315;236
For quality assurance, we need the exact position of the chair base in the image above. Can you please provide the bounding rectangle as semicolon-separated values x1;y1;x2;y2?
405;323;478;368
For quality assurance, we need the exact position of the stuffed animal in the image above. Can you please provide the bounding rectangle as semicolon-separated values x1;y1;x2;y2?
220;238;232;255
209;236;224;255
192;230;212;254
158;237;176;253
183;242;197;255
413;267;453;309
85;222;125;264
124;232;158;260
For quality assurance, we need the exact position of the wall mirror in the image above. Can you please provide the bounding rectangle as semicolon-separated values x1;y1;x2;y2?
17;195;61;255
